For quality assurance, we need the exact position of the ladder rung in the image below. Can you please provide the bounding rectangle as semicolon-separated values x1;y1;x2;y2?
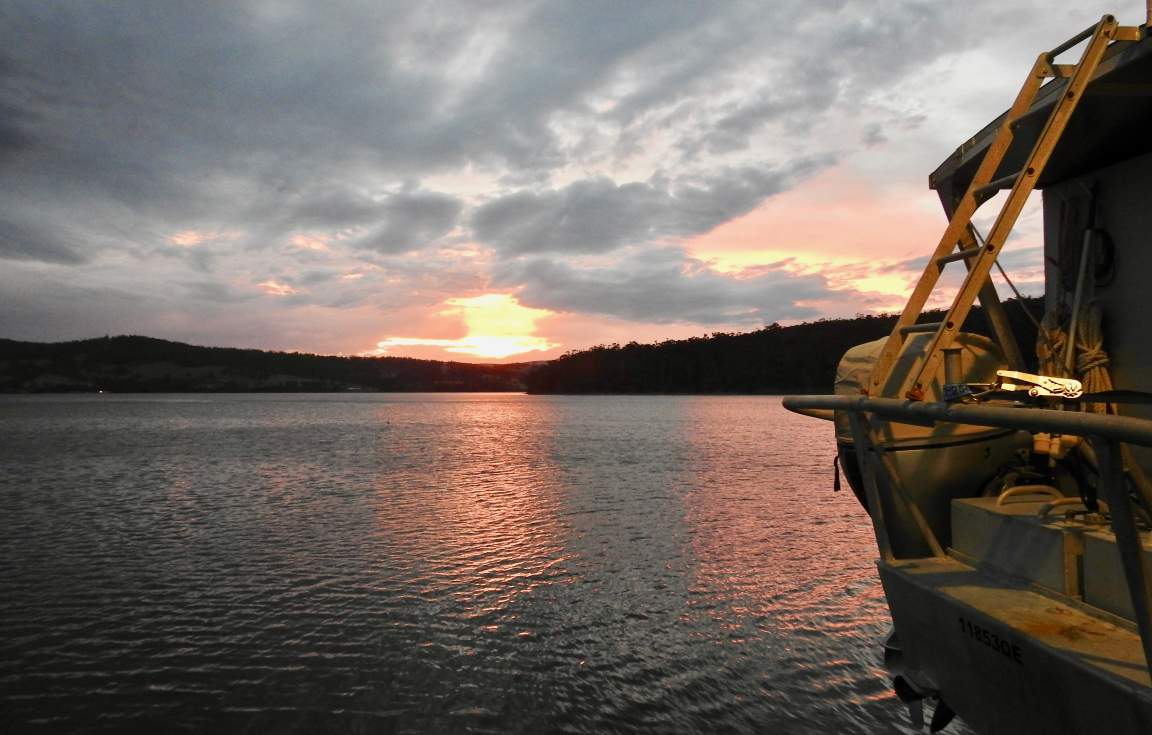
900;322;945;335
1045;63;1076;78
1048;22;1099;58
936;246;983;266
973;170;1024;198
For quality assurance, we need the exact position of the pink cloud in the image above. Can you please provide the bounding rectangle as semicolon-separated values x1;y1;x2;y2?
258;279;298;296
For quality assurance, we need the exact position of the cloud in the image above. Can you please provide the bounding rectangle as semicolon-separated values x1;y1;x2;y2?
0;0;1108;353
258;279;298;297
471;178;668;256
496;247;845;325
472;157;831;255
179;280;249;304
0;220;86;265
0;266;147;342
352;191;463;254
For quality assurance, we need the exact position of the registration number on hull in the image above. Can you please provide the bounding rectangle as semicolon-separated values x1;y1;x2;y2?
959;615;1023;664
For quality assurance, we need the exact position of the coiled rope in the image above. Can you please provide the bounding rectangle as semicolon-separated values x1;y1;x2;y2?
1037;305;1070;379
1038;295;1152;520
1075;301;1113;414
1036;299;1112;412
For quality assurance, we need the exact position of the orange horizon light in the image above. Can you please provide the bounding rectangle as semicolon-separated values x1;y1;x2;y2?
373;293;558;360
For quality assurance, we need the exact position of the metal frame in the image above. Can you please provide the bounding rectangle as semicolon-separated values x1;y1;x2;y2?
846;411;948;561
1099;441;1152;670
848;412;946;560
784;394;1152;673
867;16;1141;400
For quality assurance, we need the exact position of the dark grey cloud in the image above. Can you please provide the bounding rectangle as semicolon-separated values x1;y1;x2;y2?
0;104;33;160
996;245;1044;270
0;263;376;352
472;157;831;255
353;191;463;254
0;0;1074;347
496;247;844;325
179;280;250;305
471;178;671;256
861;124;888;147
1;268;146;342
282;189;385;230
0;2;474;265
0;0;1016;269
672;70;841;160
0;220;86;265
233;187;465;255
2;1;719;206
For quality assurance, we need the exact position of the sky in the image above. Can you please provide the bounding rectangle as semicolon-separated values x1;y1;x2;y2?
0;1;1131;362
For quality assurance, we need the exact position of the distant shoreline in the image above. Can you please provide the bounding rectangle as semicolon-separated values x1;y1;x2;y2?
523;296;1043;394
1;296;1042;396
0;335;534;394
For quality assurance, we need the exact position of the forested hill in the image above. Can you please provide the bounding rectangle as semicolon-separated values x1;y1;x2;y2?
524;297;1044;394
1;298;1044;394
0;336;535;393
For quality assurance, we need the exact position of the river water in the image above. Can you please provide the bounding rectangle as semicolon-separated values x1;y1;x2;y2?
1;394;942;733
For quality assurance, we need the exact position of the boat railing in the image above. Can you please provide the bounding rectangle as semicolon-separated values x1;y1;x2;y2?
783;394;1152;674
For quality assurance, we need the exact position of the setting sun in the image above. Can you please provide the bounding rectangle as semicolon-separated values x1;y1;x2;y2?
373;294;557;360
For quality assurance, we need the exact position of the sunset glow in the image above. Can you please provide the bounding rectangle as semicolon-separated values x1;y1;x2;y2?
258;279;298;296
374;294;557;359
168;230;209;247
3;1;1072;357
682;169;947;306
290;233;331;252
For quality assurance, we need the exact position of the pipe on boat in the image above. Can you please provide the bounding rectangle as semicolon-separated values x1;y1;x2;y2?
782;395;1152;447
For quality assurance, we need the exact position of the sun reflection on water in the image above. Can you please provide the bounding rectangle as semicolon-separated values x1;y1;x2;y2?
0;394;934;734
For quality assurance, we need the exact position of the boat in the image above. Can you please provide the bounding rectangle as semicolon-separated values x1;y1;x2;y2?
784;9;1152;733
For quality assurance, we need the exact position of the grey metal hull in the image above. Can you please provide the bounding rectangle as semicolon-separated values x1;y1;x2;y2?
880;557;1152;734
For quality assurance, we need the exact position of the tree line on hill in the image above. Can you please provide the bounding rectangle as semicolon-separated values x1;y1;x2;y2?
0;297;1043;394
0;335;534;393
523;297;1044;394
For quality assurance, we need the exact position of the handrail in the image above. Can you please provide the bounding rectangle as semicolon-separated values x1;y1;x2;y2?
781;395;1152;447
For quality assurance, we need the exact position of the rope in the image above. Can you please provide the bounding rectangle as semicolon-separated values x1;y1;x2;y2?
1036;303;1070;378
1037;298;1111;410
1074;300;1113;414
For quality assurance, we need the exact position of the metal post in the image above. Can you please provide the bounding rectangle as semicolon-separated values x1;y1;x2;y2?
848;411;894;561
943;347;962;386
1065;230;1095;375
874;449;946;557
1097;439;1152;672
961;223;1025;371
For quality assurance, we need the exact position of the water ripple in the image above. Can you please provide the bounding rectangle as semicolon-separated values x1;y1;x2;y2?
0;394;965;733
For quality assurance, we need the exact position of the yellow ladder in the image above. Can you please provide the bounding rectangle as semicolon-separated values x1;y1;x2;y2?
868;15;1143;400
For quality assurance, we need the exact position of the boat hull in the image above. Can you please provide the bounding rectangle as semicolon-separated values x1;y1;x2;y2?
880;557;1152;734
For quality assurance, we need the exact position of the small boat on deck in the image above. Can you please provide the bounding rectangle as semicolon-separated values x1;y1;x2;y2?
785;9;1152;734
